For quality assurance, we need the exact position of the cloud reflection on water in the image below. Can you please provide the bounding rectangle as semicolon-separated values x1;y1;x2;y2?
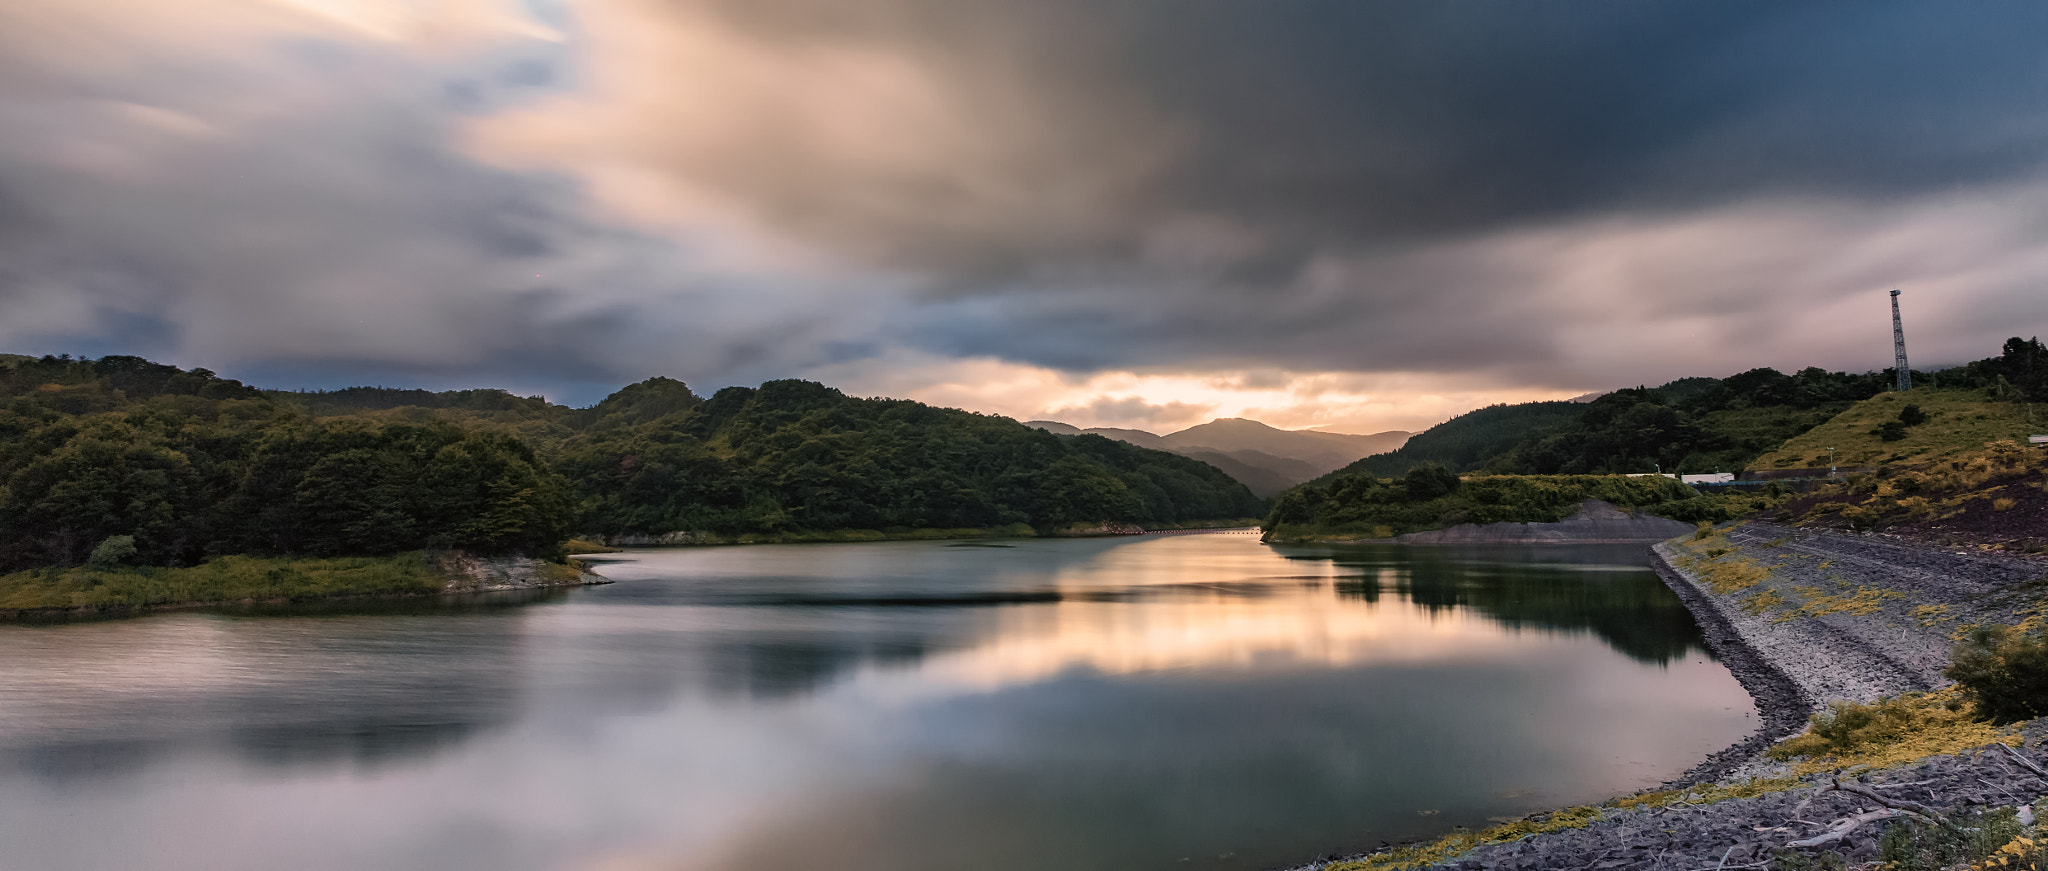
0;535;1751;871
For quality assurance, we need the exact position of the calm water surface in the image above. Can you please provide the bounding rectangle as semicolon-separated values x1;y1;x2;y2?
0;533;1754;871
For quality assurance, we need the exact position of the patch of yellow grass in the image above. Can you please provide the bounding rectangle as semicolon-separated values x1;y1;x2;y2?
1671;526;1775;594
1783;585;1905;619
1916;604;1956;627
1325;807;1604;871
1609;776;1805;811
1742;589;1787;615
1767;688;2015;776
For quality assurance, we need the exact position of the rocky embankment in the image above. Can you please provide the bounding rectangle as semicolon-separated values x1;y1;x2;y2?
434;550;608;592
1289;521;2048;871
1393;500;1694;544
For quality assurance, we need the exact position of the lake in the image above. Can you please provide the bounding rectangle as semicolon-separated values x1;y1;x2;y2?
0;532;1755;871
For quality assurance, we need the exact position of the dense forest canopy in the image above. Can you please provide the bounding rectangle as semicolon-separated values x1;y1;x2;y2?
551;379;1264;537
1335;401;1585;479
0;355;1261;572
1322;364;1904;483
0;356;568;571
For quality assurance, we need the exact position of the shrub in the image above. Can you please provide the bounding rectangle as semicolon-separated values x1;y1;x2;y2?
86;535;137;568
1899;404;1928;426
1878;420;1910;441
1947;625;2048;723
1402;463;1461;500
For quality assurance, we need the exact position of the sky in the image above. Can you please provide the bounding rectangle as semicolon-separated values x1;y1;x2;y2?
5;1;2048;435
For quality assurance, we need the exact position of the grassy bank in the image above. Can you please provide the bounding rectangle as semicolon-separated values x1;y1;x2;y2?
1751;387;2039;471
0;552;451;616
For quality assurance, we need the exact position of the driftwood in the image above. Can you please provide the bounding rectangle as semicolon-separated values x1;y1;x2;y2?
1998;742;2048;780
1786;808;1903;848
1833;779;1944;822
1783;779;1951;849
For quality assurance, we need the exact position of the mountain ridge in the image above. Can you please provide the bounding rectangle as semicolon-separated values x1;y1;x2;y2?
1024;416;1409;496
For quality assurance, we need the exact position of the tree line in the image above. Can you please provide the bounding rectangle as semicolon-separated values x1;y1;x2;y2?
0;355;1261;572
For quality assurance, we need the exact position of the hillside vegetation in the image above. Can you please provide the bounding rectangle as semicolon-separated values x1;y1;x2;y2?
1772;439;2048;552
0;356;568;573
1323;401;1584;479
1263;467;1759;541
1315;366;1890;488
1752;387;2040;470
552;379;1264;539
1269;350;2037;541
0;355;1262;579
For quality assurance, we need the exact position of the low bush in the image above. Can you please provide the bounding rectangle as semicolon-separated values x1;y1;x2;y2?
1948;625;2048;723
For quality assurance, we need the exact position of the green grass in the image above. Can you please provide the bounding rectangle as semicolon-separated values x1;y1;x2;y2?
1752;388;2038;471
0;553;448;615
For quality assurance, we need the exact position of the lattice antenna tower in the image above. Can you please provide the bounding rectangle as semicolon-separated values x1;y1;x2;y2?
1890;289;1912;391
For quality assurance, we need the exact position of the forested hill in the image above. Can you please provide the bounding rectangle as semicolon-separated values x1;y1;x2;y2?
1318;366;1899;484
0;355;569;572
1334;401;1584;479
0;355;1261;571
551;379;1265;538
274;374;1267;533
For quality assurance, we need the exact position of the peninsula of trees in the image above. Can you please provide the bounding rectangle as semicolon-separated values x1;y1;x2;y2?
0;355;1263;588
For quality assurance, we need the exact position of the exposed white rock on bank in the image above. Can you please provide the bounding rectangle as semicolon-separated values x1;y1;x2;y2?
1395;499;1694;544
432;550;608;592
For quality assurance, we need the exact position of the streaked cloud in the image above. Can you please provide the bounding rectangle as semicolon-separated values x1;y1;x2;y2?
4;0;2048;428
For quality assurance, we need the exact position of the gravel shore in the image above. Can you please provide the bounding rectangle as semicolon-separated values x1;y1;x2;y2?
1283;522;2048;871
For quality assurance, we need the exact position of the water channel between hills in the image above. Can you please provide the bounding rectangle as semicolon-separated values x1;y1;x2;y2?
0;533;1756;871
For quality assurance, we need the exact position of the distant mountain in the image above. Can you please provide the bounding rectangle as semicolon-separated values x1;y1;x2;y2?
1025;417;1409;496
1160;418;1409;475
1176;449;1323;498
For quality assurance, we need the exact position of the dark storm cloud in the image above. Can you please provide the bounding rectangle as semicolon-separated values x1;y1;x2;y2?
504;0;2048;385
1106;1;2048;239
6;0;2048;409
0;5;899;403
639;0;2048;263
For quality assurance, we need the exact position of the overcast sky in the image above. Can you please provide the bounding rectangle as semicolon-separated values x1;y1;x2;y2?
6;0;2048;434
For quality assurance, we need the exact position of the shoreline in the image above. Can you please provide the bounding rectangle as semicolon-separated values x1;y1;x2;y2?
0;552;608;623
1293;522;2048;870
1644;544;1816;786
